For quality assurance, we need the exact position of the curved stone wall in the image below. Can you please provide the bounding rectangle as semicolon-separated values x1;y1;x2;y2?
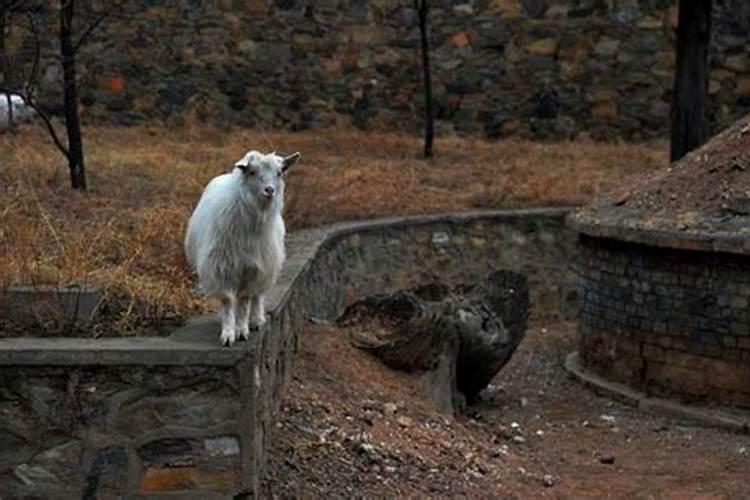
0;208;575;498
571;219;750;410
10;1;750;139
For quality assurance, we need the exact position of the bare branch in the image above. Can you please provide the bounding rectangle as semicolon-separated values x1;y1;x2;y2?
25;99;71;159
1;1;28;11
0;85;70;158
23;11;40;97
74;0;127;53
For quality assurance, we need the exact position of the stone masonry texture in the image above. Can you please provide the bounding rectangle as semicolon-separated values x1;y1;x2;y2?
576;234;750;410
5;0;750;139
0;209;575;498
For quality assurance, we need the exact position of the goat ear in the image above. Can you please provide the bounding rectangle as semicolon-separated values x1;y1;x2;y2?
282;152;301;172
235;162;247;172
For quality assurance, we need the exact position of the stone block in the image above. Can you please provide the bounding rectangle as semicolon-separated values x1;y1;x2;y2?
1;284;103;327
139;467;235;494
451;31;471;48
525;38;558;55
591;101;618;120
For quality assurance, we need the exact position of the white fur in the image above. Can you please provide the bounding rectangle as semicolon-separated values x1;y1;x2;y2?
0;93;36;130
185;150;300;346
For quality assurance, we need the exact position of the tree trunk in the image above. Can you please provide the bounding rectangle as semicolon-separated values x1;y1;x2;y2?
339;271;529;414
1;10;13;129
60;0;86;190
416;0;434;159
670;0;712;163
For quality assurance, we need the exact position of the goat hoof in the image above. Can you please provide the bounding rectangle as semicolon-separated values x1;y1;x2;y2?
220;329;236;347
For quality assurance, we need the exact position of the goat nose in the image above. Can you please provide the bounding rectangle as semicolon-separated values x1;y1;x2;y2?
264;186;275;196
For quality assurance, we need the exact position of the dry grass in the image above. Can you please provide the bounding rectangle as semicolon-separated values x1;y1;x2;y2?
0;124;667;336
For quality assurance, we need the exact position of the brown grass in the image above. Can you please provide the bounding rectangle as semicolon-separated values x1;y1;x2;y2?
0;124;667;336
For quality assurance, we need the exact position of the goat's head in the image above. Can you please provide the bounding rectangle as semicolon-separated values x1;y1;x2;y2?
234;150;301;210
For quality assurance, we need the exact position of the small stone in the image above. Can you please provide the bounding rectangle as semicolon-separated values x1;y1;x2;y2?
512;436;526;444
452;4;474;15
383;402;398;416
526;38;558;55
723;54;747;73
594;37;620;57
451;32;471;48
599;414;616;425
397;416;413;428
636;16;662;29
204;436;240;457
599;454;616;465
489;445;509;457
520;397;529;408
542;474;556;487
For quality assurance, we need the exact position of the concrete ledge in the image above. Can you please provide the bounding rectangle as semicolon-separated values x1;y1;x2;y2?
568;208;750;256
565;351;750;434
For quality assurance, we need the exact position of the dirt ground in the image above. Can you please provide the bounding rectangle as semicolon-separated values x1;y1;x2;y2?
262;320;750;499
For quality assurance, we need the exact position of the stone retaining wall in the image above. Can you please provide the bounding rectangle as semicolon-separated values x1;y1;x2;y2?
0;208;575;498
8;1;750;139
575;232;750;409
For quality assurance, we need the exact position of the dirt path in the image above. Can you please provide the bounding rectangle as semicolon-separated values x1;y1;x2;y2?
262;321;750;499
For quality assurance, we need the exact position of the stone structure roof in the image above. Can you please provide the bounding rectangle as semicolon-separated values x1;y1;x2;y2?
570;113;750;254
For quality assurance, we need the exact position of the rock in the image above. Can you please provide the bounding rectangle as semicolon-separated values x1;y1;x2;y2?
451;31;471;48
636;16;662;29
591;101;618;120
594;37;620;57
523;0;550;18
599;454;616;465
489;445;509;457
545;4;569;18
542;474;555;487
453;4;474;15
396;416;413;428
204;436;240;457
1;284;104;328
723;54;748;73
599;414;616;425
736;77;750;96
526;38;558;55
384;402;398;416
512;436;526;444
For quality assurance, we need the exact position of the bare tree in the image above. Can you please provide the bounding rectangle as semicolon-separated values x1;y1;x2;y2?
414;0;434;158
1;1;122;189
670;0;712;163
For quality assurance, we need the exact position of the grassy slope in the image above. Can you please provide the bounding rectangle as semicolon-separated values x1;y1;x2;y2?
0;125;667;335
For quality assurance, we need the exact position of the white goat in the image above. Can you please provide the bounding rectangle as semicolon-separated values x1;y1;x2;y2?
185;150;301;346
0;93;36;130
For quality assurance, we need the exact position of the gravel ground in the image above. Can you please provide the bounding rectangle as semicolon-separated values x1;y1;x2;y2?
262;320;750;499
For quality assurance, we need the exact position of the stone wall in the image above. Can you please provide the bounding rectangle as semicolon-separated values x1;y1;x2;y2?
576;234;750;409
0;209;575;498
8;0;750;139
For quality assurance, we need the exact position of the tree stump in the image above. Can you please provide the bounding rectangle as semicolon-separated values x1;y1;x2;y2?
337;270;529;414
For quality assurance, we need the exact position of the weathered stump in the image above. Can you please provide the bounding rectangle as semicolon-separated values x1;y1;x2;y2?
337;270;529;414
